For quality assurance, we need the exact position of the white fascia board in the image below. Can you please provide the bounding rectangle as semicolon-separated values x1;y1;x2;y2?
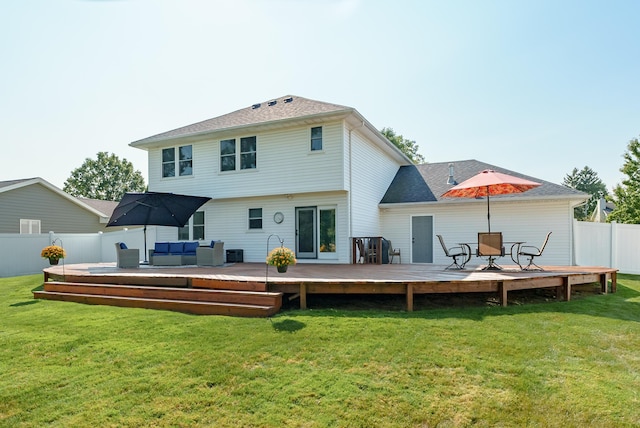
379;194;589;210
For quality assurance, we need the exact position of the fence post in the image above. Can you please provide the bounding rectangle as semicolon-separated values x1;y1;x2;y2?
610;221;617;270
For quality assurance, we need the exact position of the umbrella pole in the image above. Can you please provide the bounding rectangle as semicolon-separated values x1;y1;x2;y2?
143;226;148;263
486;186;491;234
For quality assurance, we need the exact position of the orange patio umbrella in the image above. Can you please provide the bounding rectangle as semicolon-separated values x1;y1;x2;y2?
441;169;541;233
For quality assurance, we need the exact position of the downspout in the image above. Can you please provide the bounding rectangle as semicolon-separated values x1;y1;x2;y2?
348;120;365;259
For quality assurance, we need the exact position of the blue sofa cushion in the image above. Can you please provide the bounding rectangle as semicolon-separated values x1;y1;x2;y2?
119;242;128;249
183;242;199;255
155;242;170;254
169;242;184;254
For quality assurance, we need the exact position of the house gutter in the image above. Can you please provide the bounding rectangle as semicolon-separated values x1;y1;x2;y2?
378;194;588;209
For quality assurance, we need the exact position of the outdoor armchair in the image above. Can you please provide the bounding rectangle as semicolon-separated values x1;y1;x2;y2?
196;241;225;266
114;242;139;268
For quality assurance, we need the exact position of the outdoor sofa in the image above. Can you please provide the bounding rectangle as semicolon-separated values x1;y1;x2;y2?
148;241;199;266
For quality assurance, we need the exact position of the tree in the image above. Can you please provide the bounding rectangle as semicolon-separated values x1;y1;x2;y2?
608;137;640;224
380;127;425;164
562;166;608;221
63;152;146;201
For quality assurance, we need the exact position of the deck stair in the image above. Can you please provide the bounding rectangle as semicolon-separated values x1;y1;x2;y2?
34;281;282;317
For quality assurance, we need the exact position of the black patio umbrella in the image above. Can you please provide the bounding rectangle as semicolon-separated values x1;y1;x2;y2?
107;192;211;262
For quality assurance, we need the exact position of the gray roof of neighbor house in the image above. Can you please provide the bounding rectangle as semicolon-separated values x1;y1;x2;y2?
0;178;33;190
380;159;588;204
77;198;119;218
131;95;355;146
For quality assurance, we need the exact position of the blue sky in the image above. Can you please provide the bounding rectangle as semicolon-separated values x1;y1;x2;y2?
1;0;638;191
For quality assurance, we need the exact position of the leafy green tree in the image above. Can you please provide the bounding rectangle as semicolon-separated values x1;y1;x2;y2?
562;166;608;221
380;127;425;164
609;137;640;224
63;152;146;201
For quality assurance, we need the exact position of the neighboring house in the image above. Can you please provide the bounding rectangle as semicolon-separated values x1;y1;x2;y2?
0;178;116;234
590;197;615;223
130;95;588;265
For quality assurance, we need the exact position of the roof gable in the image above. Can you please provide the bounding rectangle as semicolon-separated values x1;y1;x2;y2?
380;159;587;204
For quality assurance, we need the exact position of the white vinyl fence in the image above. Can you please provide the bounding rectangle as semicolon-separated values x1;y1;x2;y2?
2;221;639;277
573;220;640;275
0;228;153;277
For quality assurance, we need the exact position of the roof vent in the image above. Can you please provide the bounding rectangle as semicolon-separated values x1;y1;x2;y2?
447;163;457;185
268;100;277;106
252;103;261;109
283;97;293;103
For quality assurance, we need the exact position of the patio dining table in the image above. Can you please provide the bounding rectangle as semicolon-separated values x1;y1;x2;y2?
457;238;526;270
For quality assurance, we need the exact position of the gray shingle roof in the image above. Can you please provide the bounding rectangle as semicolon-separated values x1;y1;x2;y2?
0;178;35;190
131;95;353;146
380;159;587;204
77;198;119;218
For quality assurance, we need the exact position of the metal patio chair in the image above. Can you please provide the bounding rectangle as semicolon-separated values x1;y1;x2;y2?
437;235;471;269
516;232;552;271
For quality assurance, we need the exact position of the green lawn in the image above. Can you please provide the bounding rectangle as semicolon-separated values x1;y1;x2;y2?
1;274;639;427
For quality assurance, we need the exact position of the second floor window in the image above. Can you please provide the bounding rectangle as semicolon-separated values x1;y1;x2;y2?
162;145;193;177
311;126;323;151
220;136;257;172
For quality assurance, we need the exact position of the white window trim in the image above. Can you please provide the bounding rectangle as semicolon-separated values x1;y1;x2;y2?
162;145;193;178
20;219;41;234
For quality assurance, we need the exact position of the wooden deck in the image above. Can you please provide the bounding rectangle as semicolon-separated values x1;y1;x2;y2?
35;262;618;316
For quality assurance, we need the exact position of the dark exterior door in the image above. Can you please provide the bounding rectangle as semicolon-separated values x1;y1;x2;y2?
296;207;317;259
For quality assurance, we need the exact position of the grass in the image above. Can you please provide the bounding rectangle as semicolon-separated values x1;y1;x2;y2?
1;274;639;427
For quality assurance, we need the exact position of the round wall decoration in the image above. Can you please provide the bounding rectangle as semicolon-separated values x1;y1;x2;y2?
273;212;284;224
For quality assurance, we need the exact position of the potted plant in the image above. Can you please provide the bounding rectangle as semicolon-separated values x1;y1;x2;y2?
41;245;66;265
266;246;296;273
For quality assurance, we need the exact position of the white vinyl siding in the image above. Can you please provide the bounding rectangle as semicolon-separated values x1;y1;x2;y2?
148;122;345;198
348;128;403;237
199;192;349;263
380;199;574;266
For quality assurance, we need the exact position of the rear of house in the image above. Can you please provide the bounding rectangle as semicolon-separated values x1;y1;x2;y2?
130;96;587;266
130;95;410;263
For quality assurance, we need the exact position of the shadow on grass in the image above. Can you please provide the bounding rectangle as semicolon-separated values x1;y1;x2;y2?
270;318;306;332
276;280;640;323
10;300;40;307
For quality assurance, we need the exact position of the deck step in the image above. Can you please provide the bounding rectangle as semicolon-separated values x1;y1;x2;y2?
35;281;282;317
192;278;267;292
34;291;278;317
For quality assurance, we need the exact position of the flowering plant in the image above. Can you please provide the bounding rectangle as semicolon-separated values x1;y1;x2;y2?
41;245;66;260
266;246;296;268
